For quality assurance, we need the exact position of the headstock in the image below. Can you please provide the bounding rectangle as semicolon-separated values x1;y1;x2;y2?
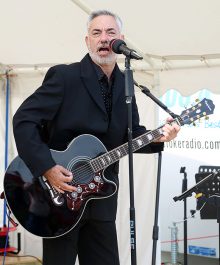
178;98;215;126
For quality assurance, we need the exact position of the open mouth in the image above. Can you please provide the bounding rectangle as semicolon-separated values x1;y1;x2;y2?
97;47;110;53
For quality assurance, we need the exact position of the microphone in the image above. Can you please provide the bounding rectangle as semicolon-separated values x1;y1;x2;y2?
110;39;143;60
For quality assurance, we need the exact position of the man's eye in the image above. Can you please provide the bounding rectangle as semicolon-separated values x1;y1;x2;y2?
92;32;101;37
108;31;116;36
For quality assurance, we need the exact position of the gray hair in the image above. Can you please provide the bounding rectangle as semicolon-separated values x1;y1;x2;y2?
87;10;123;32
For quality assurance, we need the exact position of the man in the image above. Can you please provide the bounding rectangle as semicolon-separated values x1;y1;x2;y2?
13;10;180;265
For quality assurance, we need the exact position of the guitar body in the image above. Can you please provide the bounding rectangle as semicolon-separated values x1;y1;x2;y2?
4;134;117;238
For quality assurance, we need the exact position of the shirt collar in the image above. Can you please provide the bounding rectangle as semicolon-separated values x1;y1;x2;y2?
88;54;116;82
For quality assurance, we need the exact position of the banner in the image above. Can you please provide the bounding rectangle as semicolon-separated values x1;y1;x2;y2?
159;89;220;258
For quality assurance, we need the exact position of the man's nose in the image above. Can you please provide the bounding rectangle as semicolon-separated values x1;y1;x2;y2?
99;31;109;42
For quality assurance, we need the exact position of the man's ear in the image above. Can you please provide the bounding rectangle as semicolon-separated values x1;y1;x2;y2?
85;36;89;48
120;34;125;40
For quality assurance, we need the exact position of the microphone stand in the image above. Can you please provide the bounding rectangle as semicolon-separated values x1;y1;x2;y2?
134;82;180;265
124;56;137;265
137;84;180;120
173;170;220;202
180;167;188;265
174;170;220;265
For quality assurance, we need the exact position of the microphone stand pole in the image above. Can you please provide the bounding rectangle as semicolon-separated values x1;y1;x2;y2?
152;151;162;265
180;167;188;265
124;56;137;265
134;83;180;265
137;85;180;120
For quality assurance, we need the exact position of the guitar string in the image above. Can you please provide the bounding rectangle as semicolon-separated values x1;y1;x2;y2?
73;134;152;173
56;103;208;191
66;108;202;184
68;123;171;184
68;128;162;184
69;126;169;184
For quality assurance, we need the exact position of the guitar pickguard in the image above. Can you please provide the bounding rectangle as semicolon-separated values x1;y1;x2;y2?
65;172;104;211
41;176;65;206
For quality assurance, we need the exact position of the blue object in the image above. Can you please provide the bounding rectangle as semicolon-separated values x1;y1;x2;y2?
189;245;216;257
3;72;10;226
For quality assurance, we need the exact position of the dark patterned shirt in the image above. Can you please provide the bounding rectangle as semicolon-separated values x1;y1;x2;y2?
92;62;115;120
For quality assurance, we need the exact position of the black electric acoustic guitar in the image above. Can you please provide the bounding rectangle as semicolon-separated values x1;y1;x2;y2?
3;98;215;238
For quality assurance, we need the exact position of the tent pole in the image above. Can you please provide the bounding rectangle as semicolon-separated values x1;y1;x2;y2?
3;71;10;227
69;0;91;14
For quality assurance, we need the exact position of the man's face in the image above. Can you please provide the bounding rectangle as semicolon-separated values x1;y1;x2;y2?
85;15;124;66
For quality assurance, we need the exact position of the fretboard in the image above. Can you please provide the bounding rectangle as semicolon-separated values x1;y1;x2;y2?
90;126;164;172
89;97;215;172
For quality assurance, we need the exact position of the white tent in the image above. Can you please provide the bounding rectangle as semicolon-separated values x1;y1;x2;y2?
0;0;220;264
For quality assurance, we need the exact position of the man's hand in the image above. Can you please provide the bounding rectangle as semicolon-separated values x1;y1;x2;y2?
157;117;181;142
44;165;76;193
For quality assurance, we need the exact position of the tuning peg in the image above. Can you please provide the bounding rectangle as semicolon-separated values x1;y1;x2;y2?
193;122;196;126
205;116;209;120
195;98;200;102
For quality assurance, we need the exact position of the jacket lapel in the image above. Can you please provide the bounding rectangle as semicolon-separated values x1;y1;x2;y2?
112;65;125;106
80;54;106;114
80;54;125;113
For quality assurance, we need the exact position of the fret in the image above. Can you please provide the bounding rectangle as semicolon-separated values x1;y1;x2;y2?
90;126;165;171
109;149;117;162
105;154;112;163
109;151;115;161
136;138;144;147
152;128;163;138
142;134;150;145
121;145;128;155
102;154;110;166
116;149;122;158
100;157;107;167
90;159;100;171
97;159;103;170
147;133;153;141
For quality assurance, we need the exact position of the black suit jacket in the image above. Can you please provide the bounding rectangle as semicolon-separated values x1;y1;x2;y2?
13;54;163;221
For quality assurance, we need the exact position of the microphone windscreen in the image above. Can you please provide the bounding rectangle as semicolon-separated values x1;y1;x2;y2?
110;39;126;54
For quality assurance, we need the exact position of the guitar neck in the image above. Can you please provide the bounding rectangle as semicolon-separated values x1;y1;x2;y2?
90;125;165;172
90;94;216;173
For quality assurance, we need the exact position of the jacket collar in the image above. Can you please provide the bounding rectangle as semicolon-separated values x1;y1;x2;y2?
80;54;124;114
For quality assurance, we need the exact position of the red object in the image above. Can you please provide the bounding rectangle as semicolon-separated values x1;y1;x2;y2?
0;247;16;253
0;227;16;236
